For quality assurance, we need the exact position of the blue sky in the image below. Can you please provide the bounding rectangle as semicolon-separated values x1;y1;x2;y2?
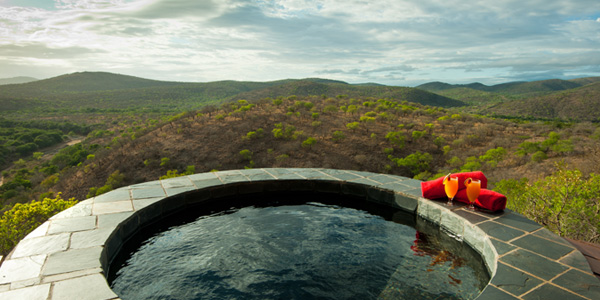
0;0;599;86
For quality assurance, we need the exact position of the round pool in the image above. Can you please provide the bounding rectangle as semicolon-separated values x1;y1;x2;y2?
108;192;489;299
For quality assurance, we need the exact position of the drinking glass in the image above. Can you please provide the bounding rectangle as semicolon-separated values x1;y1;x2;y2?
443;174;459;206
465;178;481;210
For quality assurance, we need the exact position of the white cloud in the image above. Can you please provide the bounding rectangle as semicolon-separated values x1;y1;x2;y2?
0;0;599;84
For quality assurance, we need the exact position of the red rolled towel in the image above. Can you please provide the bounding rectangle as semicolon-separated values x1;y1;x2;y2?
421;171;488;200
455;188;507;211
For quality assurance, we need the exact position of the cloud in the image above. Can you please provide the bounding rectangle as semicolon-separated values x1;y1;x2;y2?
0;0;599;85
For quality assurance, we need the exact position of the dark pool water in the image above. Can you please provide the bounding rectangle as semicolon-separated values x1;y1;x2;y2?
110;197;488;300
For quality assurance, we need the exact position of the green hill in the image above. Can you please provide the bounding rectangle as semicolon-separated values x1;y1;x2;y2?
482;82;600;121
0;72;464;112
0;76;38;85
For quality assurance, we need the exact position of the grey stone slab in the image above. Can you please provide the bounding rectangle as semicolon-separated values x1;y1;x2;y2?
0;284;50;300
187;172;218;181
161;177;194;188
453;209;490;224
475;285;518;300
93;188;130;203
41;268;103;284
92;201;133;215
348;177;380;187
478;221;526;242
463;222;486;254
403;187;422;198
512;234;574;260
482;239;498;274
216;173;249;184
440;210;465;237
131;187;165;199
50;201;92;220
500;249;569;281
394;193;418;212
191;178;224;189
400;179;422;189
417;198;443;223
48;216;96;234
132;197;162;210
522;283;586;300
22;221;50;240
0;255;46;284
532;228;572;246
246;172;277;181
494;211;542;233
492;262;543;296
559;250;593;273
368;174;401;185
490;238;517;256
129;180;161;189
70;227;115;249
52;273;118;300
320;169;363;181
42;247;103;276
165;185;196;197
347;170;376;178
10;277;41;290
294;169;334;180
552;269;600;299
97;211;134;228
380;182;412;193
11;233;70;258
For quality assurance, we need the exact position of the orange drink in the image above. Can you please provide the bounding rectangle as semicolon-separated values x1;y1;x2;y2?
465;178;481;210
443;174;458;206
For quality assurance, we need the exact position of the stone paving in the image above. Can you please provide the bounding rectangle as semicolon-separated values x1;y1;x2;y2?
0;168;598;299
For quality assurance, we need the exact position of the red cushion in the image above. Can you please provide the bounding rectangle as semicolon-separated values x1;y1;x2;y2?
454;188;507;211
421;171;488;200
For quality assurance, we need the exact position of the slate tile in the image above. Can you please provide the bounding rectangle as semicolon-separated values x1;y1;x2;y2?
522;283;586;300
93;188;130;203
492;262;543;295
475;285;518;300
42;247;103;276
552;269;600;299
512;234;574;260
490;237;517;256
478;221;526;242
48;216;96;234
11;233;70;258
493;211;542;232
51;274;117;300
0;284;50;300
0;255;46;284
131;187;165;199
500;249;569;281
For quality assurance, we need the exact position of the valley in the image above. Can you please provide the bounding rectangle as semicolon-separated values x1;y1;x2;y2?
0;72;599;255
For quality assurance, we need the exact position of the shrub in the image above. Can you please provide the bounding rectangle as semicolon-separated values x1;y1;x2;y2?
302;137;317;148
531;151;547;163
0;193;77;255
494;164;600;243
332;131;346;142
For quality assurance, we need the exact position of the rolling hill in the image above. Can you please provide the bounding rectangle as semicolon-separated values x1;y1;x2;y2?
0;72;464;111
0;76;38;85
481;82;600;121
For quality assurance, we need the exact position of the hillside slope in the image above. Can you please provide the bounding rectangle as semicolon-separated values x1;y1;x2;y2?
482;82;600;121
0;72;464;111
0;76;38;85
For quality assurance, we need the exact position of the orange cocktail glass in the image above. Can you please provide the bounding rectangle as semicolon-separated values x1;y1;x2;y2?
443;174;459;206
465;178;481;210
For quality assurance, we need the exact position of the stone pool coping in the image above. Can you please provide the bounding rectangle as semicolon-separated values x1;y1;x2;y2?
0;168;598;299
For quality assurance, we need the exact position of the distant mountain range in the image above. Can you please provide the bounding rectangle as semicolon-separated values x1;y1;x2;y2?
0;76;38;85
0;72;463;111
417;77;600;121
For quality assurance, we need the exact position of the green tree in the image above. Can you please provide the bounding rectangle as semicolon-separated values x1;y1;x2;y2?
0;193;77;255
495;164;600;242
395;151;432;176
302;137;317;149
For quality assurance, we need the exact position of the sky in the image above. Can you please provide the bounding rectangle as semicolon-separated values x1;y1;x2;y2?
0;0;599;86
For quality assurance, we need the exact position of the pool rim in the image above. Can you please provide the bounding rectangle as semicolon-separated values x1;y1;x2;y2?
0;168;597;300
